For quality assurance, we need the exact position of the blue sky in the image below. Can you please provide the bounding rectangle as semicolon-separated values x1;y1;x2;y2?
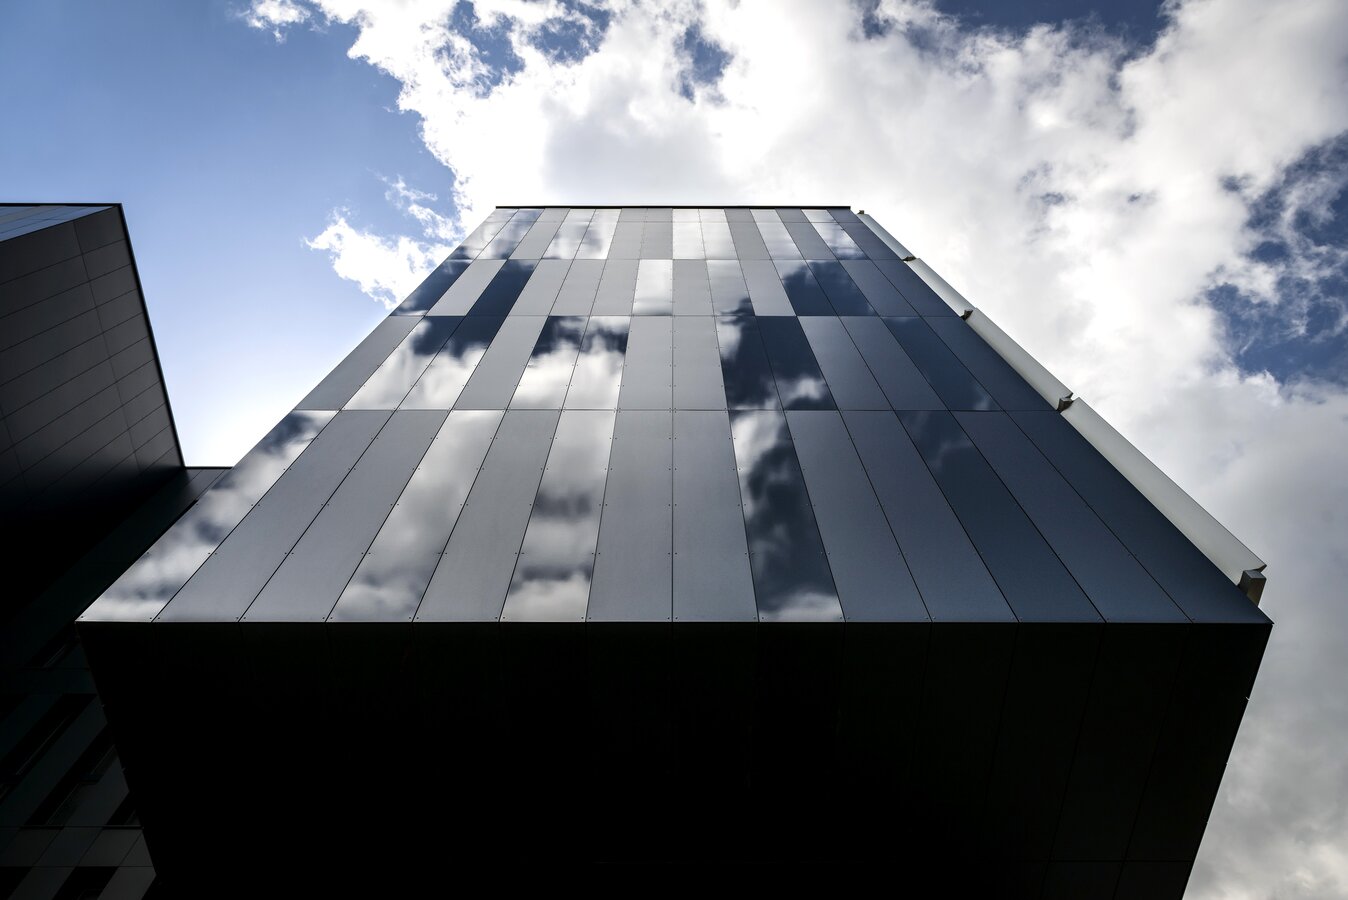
4;2;1348;895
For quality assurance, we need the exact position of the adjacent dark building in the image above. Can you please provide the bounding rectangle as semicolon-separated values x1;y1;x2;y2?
0;204;223;898
10;204;1270;896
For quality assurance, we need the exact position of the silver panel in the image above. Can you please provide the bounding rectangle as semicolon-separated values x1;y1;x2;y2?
592;258;640;315
672;260;713;315
741;259;794;316
454;316;548;409
416;409;561;621
160;410;390;621
672;316;725;410
501;409;616;622
511;259;572;315
565;316;629;409
244;410;446;621
551;258;605;315
634;259;674;316
673;410;755;621
617;316;672;410
296;318;418;410
428;258;506;315
588;410;672;621
331;410;502;621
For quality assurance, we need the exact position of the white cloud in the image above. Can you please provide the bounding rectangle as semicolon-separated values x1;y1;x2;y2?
247;0;1348;892
243;0;311;40
305;212;450;309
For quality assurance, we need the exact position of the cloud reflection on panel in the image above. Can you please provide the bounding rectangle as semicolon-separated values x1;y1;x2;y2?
399;317;505;409
729;409;841;622
80;411;333;622
329;410;502;622
500;410;616;622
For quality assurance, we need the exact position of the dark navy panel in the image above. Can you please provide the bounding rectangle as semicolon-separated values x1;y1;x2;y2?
730;410;841;622
707;260;752;314
331;410;502;621
957;411;1184;623
393;258;471;315
552;258;604;315
346;317;462;409
808;261;874;316
842;411;1010;621
875;259;956;317
161;410;391;622
296;317;418;410
454;316;548;409
715;314;780;410
885;316;998;410
798;316;888;410
467;260;538;317
810;222;867;259
774;260;833;315
502;409;616;622
565;316;629;409
511;316;587;409
672;410;755;621
927;317;1050;410
837;220;899;260
756;317;835;411
840;317;943;410
416;409;560;621
511;259;571;315
244;409;446;621
400;316;504;409
899;410;1100;622
589;410;673;622
774;207;808;223
1010;411;1266;624
841;260;917;316
787;410;926;621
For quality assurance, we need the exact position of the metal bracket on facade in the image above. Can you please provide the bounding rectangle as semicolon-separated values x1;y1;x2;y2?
1239;569;1267;605
1056;393;1075;412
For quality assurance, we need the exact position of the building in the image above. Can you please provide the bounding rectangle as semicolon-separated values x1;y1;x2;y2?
11;205;1269;895
0;204;224;898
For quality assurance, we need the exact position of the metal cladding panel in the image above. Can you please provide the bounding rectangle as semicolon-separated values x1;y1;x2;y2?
244;409;446;622
588;410;673;622
77;207;1266;888
672;410;755;621
331;410;502;621
510;258;571;314
416;409;559;621
787;410;926;621
159;410;391;621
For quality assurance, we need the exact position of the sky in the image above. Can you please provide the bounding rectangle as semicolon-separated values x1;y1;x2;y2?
2;0;1347;893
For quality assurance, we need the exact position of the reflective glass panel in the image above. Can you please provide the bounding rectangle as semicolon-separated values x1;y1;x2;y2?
400;316;505;409
511;316;587;409
757;316;835;410
775;260;832;315
346;317;462;409
808;261;875;315
715;313;780;409
730;410;841;621
502;409;616;622
633;259;674;316
565;316;630;409
331;410;502;621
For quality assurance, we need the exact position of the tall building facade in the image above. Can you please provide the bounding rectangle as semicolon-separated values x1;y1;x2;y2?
74;206;1267;895
1;204;223;898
